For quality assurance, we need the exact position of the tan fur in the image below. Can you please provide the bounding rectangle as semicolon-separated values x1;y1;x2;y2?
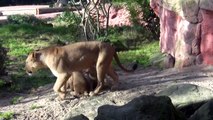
66;71;89;97
25;41;135;100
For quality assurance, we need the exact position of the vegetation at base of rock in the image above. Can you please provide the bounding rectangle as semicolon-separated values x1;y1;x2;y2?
30;104;43;110
0;111;14;120
10;96;23;104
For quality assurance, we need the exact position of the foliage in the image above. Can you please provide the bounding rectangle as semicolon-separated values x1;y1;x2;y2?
112;0;160;40
0;79;6;88
10;96;23;104
53;11;81;27
7;15;46;26
0;111;14;120
30;104;43;110
117;41;160;67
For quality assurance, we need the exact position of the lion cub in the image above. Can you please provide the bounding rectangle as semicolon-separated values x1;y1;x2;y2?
66;70;97;97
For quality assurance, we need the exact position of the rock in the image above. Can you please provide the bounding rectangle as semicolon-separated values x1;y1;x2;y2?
156;84;213;118
163;54;175;68
150;53;175;68
189;99;213;120
69;114;89;120
95;96;186;120
63;95;115;120
150;0;213;67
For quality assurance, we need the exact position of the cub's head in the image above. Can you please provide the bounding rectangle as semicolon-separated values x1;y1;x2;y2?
25;51;44;76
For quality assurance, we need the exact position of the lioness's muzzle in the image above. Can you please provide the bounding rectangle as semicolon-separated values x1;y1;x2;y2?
26;70;33;76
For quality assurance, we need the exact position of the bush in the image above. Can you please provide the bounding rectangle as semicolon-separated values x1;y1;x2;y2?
7;14;46;26
53;11;81;27
0;111;14;120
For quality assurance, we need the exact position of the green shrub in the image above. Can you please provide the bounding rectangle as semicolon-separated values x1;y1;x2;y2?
30;104;43;110
0;111;14;120
0;79;5;88
53;11;81;27
10;96;23;104
7;14;46;26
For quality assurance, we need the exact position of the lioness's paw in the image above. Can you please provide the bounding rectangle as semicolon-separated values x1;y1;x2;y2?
58;93;66;100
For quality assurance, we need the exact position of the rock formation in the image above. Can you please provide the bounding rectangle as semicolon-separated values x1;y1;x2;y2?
150;0;213;67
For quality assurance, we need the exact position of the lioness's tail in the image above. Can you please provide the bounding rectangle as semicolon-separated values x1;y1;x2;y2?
113;52;138;72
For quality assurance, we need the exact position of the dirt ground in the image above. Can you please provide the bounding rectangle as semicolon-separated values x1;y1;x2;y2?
1;65;213;120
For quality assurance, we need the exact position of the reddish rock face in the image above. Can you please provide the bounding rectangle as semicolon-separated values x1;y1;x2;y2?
150;0;213;67
200;9;213;65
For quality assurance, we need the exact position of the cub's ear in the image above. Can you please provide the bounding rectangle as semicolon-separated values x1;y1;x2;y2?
32;51;41;60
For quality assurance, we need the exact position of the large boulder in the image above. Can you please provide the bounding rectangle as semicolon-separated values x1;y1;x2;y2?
63;96;115;120
189;100;213;120
95;96;186;120
150;0;213;67
156;84;213;118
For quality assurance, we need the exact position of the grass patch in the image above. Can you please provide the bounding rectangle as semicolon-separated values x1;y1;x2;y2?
0;79;6;88
30;104;43;110
10;96;23;104
0;111;14;120
117;41;160;67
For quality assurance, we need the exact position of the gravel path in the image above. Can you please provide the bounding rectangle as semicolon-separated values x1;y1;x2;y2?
1;65;213;119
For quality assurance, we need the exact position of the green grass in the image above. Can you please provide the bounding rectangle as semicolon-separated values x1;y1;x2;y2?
30;104;43;110
0;79;6;88
0;111;14;120
117;41;160;67
10;96;23;104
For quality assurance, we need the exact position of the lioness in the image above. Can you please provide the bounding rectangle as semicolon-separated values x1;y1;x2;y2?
25;41;136;100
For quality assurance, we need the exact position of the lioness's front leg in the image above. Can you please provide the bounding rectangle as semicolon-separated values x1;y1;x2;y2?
53;73;70;100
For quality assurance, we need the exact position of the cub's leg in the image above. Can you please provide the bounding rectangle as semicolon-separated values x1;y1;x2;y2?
72;72;89;97
53;73;70;100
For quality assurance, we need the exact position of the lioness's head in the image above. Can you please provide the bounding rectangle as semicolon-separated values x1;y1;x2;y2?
25;51;44;76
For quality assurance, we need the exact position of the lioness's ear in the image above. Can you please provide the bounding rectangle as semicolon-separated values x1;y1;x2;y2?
32;51;41;60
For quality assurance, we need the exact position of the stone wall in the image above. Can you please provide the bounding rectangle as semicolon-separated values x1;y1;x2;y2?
150;0;213;67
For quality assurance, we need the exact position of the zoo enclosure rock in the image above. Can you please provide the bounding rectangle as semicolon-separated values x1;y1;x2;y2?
95;96;186;120
150;0;213;67
64;95;186;120
189;99;213;120
157;84;213;118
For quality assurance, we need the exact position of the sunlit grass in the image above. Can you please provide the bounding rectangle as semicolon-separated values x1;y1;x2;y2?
118;41;160;67
0;111;14;120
